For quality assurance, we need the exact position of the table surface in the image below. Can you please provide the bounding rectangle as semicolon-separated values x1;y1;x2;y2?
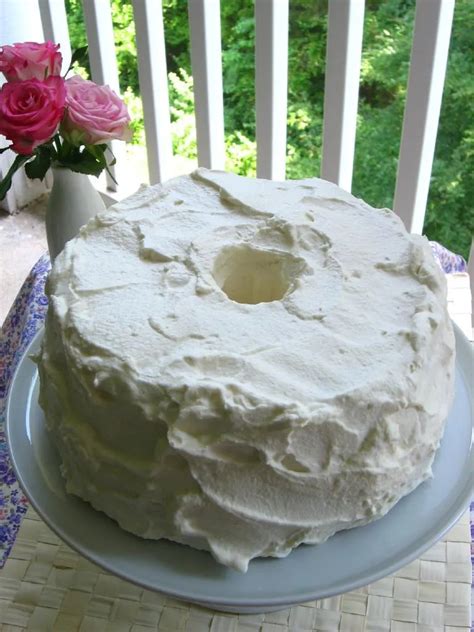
0;251;472;631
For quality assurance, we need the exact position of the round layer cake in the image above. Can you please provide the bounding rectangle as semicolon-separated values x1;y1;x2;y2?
38;169;455;572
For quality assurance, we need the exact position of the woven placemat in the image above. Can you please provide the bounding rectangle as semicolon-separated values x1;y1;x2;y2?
0;506;470;632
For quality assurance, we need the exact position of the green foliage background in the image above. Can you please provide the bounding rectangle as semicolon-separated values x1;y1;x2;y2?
66;0;473;259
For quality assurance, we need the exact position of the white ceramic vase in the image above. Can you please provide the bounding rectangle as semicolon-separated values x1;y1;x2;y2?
46;167;106;261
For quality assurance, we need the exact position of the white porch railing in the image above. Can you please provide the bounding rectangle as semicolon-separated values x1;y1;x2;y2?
1;0;472;320
255;0;289;181
132;0;172;185
320;0;364;192
393;0;455;235
188;0;226;171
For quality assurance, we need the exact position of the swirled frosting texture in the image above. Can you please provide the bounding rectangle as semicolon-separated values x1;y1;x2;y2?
38;169;455;571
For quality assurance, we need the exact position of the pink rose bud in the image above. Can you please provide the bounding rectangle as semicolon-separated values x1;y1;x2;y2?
0;41;62;82
61;75;132;145
0;76;66;155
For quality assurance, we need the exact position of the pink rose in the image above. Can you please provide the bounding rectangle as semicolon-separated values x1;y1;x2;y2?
61;75;132;145
0;41;62;82
0;76;66;154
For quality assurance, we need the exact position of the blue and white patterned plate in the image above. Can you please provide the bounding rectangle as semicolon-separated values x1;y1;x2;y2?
5;325;473;614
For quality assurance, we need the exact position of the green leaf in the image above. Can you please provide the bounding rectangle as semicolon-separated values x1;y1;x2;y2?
63;45;89;78
57;157;103;177
55;142;109;178
0;154;30;200
25;147;52;181
83;145;107;170
70;45;89;68
85;144;103;159
57;138;76;163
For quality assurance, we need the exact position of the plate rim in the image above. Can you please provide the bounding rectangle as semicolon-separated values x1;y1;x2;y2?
5;323;474;608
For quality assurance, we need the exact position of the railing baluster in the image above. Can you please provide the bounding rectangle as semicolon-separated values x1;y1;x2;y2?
188;0;225;170
255;0;289;180
82;0;120;191
321;0;365;192
393;0;455;234
38;0;72;69
132;0;172;184
0;0;49;213
468;238;474;333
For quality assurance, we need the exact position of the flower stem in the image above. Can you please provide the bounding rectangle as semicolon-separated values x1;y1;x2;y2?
54;134;62;157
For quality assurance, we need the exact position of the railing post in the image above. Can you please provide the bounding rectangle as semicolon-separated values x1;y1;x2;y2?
82;0;121;192
255;0;289;181
132;0;173;184
0;0;51;212
321;0;365;192
468;238;474;332
38;0;71;69
188;0;225;170
393;0;455;234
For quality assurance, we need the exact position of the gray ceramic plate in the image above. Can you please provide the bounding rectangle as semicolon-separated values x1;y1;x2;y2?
6;325;473;614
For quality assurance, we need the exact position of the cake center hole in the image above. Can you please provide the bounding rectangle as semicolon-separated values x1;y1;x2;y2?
213;246;292;304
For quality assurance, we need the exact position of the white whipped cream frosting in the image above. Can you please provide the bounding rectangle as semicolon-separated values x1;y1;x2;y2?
38;169;455;572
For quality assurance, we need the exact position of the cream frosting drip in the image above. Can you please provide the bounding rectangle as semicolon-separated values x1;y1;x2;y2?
38;169;455;571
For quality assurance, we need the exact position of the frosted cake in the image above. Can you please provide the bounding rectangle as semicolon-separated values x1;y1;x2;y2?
38;169;455;572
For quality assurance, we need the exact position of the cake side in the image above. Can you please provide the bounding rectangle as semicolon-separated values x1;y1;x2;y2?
38;169;455;572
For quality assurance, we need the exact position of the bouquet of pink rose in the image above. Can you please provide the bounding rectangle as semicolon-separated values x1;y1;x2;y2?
0;41;132;199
